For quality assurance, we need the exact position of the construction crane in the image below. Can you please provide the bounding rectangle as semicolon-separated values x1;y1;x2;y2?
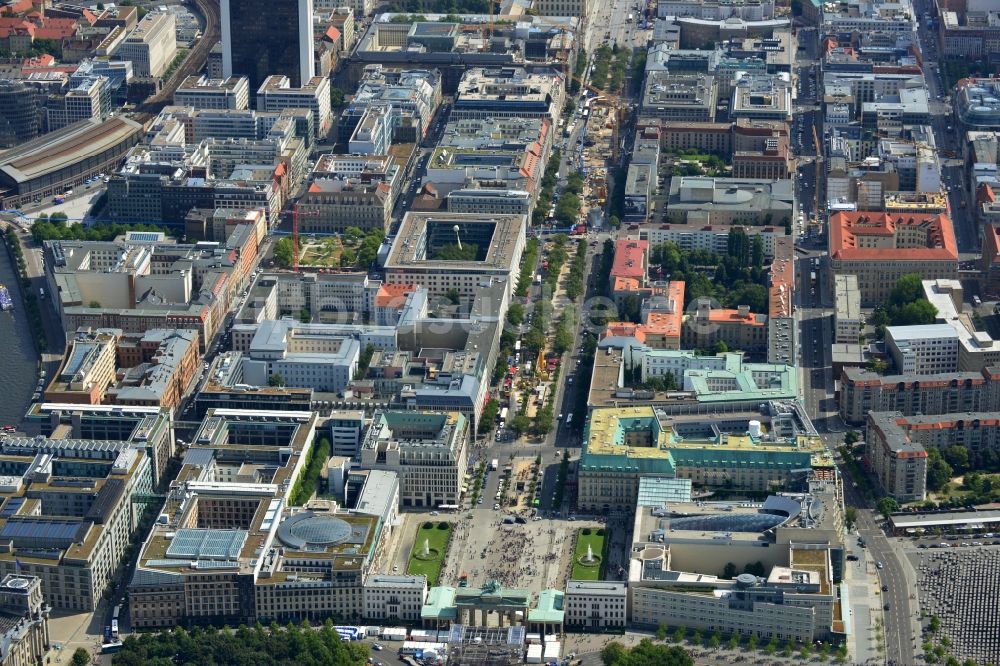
279;204;319;273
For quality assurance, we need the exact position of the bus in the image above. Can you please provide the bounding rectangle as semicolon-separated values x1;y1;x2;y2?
627;12;633;22
111;605;120;640
499;407;509;422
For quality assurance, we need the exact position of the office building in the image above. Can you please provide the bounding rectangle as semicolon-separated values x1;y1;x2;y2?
360;411;470;509
0;575;50;666
681;299;768;354
115;12;177;78
44;328;120;405
834;275;862;344
364;575;428;624
828;211;958;306
641;72;717;122
383;212;527;305
627;490;846;643
129;409;397;627
886;325;961;375
221;0;315;91
0;436;152;611
730;72;792;122
297;154;402;233
564;582;627;631
257;74;332;139
578;407;827;511
174;74;251;110
446;189;532;216
339;66;441;143
0;80;41;148
666;176;794;225
452;67;565;123
241;319;365;393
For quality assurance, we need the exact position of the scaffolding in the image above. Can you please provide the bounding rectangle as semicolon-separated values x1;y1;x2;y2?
444;625;525;666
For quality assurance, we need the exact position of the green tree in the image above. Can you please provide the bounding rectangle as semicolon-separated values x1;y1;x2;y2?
782;640;794;657
274;237;295;268
599;640;693;666
889;274;926;307
928;615;941;633
445;288;461;305
330;86;346;107
727;634;739;650
690;628;703;646
722;562;738;579
845;430;860;445
608;214;621;228
877;497;900;518
845;506;858;529
836;645;849;663
70;649;91;666
708;631;722;649
943;445;970;475
506;303;525;326
926;448;954;491
656;623;668;640
88;301;101;308
713;340;729;355
765;637;778;655
298;308;311;323
268;374;286;387
672;626;686;643
479;399;500;435
747;634;758;651
344;226;364;242
354;344;375;380
509;414;531;437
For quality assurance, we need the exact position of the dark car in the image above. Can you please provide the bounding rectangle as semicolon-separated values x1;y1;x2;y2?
883;603;891;611
881;585;888;592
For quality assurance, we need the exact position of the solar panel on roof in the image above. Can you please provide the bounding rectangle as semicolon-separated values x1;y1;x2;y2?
0;498;24;518
166;528;247;561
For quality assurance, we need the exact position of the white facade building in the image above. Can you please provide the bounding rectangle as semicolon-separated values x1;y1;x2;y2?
565;582;629;631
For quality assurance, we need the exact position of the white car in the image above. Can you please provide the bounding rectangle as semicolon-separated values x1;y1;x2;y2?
494;503;501;510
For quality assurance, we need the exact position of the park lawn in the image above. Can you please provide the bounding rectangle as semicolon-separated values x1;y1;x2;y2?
570;528;606;581
406;522;452;585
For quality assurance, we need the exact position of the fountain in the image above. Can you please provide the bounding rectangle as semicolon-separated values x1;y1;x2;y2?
423;538;430;557
584;544;595;563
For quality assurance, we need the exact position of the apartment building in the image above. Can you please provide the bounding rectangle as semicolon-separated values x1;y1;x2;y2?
839;366;1000;425
532;0;590;17
360;411;470;508
866;411;931;501
115;12;177;78
642;224;785;258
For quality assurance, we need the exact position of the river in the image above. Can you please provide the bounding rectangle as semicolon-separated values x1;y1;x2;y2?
0;236;41;427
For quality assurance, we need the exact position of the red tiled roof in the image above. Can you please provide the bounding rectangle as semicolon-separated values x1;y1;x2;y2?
375;283;416;308
828;211;958;262
601;322;646;344
610;239;648;281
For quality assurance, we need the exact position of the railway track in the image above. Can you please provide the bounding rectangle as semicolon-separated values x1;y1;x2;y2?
134;0;220;120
